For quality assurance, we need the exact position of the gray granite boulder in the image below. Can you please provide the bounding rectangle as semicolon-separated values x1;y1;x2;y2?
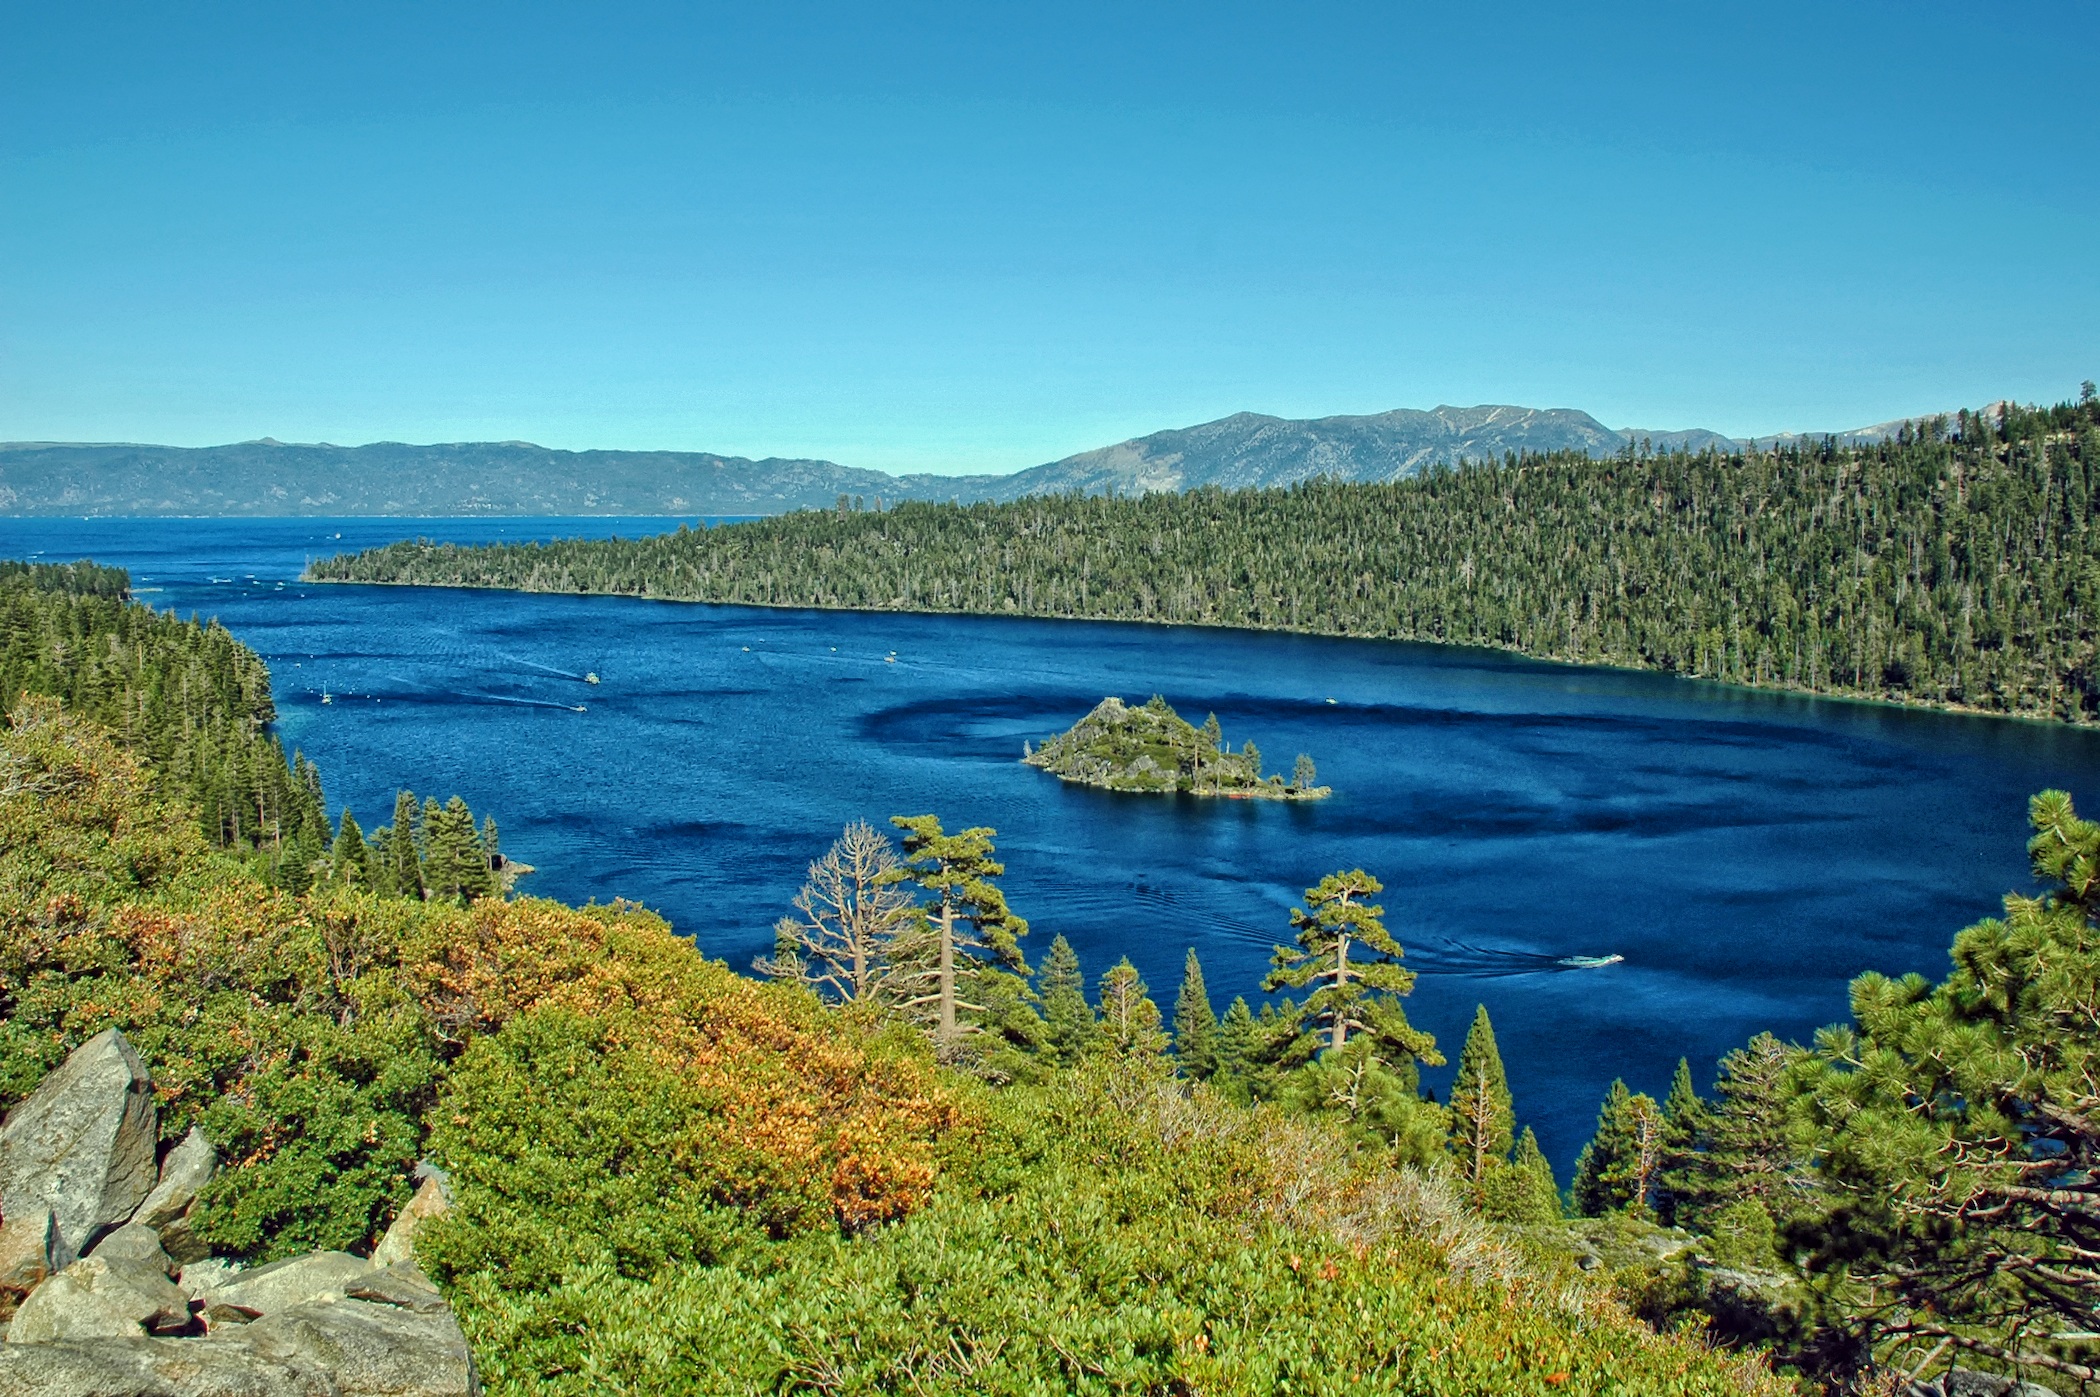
242;1297;477;1395
1914;1369;2063;1397
86;1222;175;1273
134;1126;218;1263
0;1334;329;1396
0;1295;478;1396
0;1210;55;1297
189;1250;370;1320
0;1029;158;1265
4;1254;191;1342
346;1260;449;1314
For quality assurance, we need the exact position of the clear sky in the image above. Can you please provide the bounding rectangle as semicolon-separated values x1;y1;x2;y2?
2;2;2095;474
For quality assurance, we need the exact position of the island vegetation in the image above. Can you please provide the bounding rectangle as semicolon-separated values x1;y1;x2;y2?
311;391;2100;723
1024;694;1329;799
5;555;2095;1393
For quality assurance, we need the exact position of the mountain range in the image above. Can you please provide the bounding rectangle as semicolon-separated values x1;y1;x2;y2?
0;403;1945;517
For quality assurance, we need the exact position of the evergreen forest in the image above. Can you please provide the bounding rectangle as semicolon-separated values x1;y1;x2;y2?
5;557;2097;1393
313;393;2100;722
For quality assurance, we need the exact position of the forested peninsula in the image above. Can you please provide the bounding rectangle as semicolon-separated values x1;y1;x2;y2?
311;394;2100;723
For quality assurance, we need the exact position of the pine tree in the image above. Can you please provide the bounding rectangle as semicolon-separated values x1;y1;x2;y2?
1171;949;1218;1079
1447;1004;1515;1189
1572;1080;1665;1217
1491;1127;1564;1224
328;811;368;889
1264;869;1438;1066
1096;958;1167;1058
1481;1125;1564;1223
1572;1079;1631;1216
880;814;1032;1061
1038;934;1094;1065
1797;789;2100;1377
422;795;493;904
1215;995;1257;1094
1292;753;1316;790
388;790;424;899
1656;1056;1710;1225
365;823;398;896
1680;1033;1810;1224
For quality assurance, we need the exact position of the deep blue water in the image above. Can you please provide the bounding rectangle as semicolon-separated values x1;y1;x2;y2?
7;515;2099;1172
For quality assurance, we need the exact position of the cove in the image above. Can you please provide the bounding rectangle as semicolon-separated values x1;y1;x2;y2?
8;515;2099;1171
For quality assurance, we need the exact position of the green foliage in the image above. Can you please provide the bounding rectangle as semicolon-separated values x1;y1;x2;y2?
444;1066;1784;1396
1171;947;1218;1078
418;1007;770;1288
317;394;2100;723
189;1006;438;1259
1790;788;2100;1383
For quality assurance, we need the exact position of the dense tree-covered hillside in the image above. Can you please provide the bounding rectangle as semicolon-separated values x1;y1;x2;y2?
315;394;2100;721
0;561;330;880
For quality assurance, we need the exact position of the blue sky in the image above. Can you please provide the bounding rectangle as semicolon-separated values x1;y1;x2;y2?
2;2;2095;473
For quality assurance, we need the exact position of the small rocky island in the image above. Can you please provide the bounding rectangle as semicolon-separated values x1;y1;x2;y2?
1025;695;1331;800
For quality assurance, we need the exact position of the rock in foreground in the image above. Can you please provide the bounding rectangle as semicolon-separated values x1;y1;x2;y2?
0;1296;477;1397
0;1029;158;1265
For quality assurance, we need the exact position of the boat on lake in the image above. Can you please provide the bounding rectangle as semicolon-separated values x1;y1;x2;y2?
1558;954;1624;969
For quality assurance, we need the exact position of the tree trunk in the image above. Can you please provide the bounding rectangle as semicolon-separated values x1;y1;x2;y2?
1330;933;1351;1051
937;901;957;1048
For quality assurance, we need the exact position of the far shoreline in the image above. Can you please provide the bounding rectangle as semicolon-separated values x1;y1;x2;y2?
298;571;2093;732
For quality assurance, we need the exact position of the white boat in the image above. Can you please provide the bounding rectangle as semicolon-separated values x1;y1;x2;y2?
1558;954;1624;969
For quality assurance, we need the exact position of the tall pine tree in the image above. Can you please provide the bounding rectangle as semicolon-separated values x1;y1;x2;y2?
1038;934;1094;1065
881;815;1032;1061
1264;869;1437;1066
1447;1004;1515;1189
1172;948;1218;1079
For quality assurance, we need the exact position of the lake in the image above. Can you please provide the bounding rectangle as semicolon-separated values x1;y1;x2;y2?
7;514;2097;1171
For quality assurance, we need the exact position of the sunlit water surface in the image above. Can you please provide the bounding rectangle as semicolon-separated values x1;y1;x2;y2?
8;515;2097;1170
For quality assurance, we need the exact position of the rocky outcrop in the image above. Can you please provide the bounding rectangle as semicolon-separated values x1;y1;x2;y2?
0;1029;158;1265
191;1251;372;1321
5;1253;191;1342
0;1039;477;1396
132;1126;217;1263
0;1295;477;1396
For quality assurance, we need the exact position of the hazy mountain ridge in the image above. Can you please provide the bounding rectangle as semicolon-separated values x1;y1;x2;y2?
0;403;1954;515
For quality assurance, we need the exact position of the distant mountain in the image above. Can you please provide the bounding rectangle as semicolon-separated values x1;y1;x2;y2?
974;405;1626;499
0;403;1958;516
0;439;991;517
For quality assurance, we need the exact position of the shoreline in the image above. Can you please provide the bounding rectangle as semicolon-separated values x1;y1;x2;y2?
300;572;2093;731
